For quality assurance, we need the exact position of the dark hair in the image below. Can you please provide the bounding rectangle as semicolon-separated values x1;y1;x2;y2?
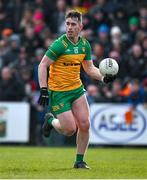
65;10;82;23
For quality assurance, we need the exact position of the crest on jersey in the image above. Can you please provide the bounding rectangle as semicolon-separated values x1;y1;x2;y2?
74;47;78;54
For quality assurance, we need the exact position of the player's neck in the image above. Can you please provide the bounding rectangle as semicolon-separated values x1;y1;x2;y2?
67;35;80;45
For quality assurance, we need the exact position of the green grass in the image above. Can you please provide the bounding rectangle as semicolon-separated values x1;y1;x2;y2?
0;146;147;179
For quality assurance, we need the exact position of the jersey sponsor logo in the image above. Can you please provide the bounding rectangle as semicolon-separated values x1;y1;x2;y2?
63;63;80;66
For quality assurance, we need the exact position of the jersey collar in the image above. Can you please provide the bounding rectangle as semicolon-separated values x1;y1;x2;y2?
65;34;82;46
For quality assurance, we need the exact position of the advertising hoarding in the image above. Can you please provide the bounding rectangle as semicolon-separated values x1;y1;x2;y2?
0;102;30;143
90;103;147;145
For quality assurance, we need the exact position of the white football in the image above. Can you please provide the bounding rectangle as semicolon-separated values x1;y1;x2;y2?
99;58;119;76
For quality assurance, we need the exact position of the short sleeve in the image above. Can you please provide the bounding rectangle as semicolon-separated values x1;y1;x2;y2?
84;40;92;61
45;39;66;61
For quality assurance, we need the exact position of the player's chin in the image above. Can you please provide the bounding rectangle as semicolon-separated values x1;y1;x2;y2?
67;33;74;38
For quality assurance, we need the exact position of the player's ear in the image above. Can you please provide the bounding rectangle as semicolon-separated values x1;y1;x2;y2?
80;23;83;31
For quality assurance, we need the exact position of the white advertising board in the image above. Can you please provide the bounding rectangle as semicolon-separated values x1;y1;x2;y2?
90;103;147;145
0;102;30;142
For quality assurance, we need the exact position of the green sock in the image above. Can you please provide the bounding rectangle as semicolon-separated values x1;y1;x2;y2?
47;116;54;125
76;154;84;162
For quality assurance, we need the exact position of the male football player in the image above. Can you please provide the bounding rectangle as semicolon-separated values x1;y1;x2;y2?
38;10;115;169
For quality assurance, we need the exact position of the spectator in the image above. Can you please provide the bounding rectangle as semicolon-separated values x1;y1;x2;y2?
126;16;139;46
90;0;109;14
21;24;43;55
13;46;32;72
92;42;105;67
50;0;67;35
139;6;147;17
97;24;111;55
119;78;132;102
112;6;128;33
110;26;128;53
20;68;37;97
33;48;45;89
125;44;146;80
141;36;147;58
0;39;15;67
19;8;33;30
1;28;13;40
0;66;26;101
90;7;110;37
32;9;47;35
0;7;12;35
86;84;104;105
5;37;20;68
108;50;125;79
128;79;145;107
139;15;147;33
111;79;123;102
80;14;93;41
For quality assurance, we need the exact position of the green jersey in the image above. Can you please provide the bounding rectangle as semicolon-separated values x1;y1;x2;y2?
45;34;92;91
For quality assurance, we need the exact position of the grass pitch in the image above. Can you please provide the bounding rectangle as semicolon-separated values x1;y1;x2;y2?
0;146;147;179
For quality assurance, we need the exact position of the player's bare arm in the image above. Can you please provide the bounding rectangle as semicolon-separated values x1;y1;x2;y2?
38;55;54;88
82;60;104;82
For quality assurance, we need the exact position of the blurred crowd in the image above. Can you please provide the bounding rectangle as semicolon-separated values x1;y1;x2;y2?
0;0;147;145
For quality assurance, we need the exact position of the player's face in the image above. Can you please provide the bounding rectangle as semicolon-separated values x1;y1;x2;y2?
65;17;83;38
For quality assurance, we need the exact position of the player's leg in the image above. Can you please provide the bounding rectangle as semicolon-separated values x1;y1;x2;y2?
42;89;77;137
42;111;77;137
72;94;90;169
55;110;77;136
43;110;77;137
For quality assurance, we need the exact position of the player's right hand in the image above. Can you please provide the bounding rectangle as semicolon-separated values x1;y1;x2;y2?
38;87;49;106
103;74;116;83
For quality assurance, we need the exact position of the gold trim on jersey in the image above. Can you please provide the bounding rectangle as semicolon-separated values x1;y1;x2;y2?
61;40;68;48
49;49;57;57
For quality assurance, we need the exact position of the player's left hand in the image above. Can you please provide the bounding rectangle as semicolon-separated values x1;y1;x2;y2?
103;74;116;84
38;87;49;106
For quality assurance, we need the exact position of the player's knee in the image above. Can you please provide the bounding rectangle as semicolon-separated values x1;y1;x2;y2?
64;127;76;136
78;120;90;132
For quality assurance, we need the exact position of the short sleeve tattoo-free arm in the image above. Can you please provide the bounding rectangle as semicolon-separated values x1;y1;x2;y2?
84;40;92;61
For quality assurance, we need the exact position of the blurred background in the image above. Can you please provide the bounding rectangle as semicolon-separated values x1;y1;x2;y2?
0;0;147;146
